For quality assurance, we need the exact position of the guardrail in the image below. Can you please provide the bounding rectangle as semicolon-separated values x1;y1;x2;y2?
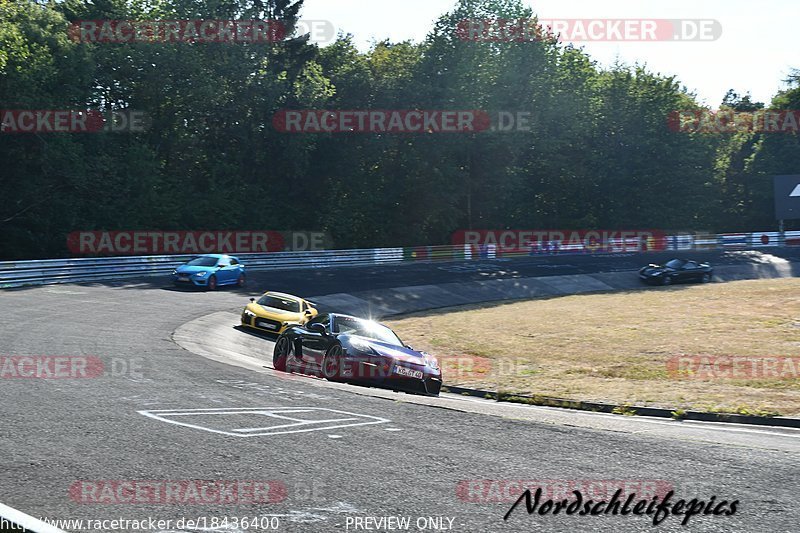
0;248;403;288
1;231;798;288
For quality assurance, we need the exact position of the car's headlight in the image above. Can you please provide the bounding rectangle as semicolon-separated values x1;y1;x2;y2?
172;269;177;275
423;352;439;369
349;337;377;354
243;309;256;317
195;271;208;277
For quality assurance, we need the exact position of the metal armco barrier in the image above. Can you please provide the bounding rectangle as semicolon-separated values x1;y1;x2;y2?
0;248;402;288
0;231;798;288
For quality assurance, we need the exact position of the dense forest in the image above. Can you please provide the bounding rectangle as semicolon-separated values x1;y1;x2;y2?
1;0;799;259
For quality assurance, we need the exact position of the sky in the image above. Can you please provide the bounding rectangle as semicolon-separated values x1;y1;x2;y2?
301;0;798;107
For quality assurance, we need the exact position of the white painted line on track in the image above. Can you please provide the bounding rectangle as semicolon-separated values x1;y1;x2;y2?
233;418;359;432
138;407;390;437
0;502;67;533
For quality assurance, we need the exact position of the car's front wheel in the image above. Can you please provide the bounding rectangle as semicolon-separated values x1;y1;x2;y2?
236;273;246;287
273;336;291;372
702;273;712;283
322;344;344;381
206;275;218;291
662;275;672;286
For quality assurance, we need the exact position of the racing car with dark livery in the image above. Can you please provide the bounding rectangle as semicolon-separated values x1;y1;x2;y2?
272;313;442;396
638;258;713;285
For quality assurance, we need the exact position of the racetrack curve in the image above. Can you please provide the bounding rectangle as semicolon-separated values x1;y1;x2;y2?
2;249;800;533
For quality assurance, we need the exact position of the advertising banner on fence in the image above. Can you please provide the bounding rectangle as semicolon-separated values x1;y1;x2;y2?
751;232;780;247
719;233;748;250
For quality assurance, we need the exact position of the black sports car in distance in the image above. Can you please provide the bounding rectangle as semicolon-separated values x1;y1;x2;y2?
639;258;713;285
272;313;443;396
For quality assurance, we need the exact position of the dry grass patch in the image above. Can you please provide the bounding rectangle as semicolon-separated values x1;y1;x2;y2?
386;278;800;416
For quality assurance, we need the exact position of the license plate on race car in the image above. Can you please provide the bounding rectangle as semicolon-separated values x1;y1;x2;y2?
178;275;190;281
258;321;277;330
394;366;423;379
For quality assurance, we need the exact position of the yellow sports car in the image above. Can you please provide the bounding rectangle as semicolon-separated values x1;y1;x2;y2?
241;291;318;335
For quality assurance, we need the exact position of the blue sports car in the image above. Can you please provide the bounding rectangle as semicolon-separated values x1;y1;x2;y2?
172;254;246;290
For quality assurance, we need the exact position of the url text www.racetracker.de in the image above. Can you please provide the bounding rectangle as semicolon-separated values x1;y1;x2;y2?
504;489;738;526
29;516;283;531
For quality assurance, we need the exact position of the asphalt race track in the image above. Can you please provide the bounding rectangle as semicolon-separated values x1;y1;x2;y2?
2;249;800;533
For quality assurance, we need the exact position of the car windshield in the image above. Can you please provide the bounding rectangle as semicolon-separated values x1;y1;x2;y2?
257;295;300;312
186;256;218;267
334;316;403;346
665;259;686;269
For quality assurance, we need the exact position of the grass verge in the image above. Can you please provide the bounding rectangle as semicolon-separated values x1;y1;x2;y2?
386;278;800;416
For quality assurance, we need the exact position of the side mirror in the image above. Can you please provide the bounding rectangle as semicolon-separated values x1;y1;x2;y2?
404;344;413;350
308;323;326;334
303;309;313;316
250;298;255;303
